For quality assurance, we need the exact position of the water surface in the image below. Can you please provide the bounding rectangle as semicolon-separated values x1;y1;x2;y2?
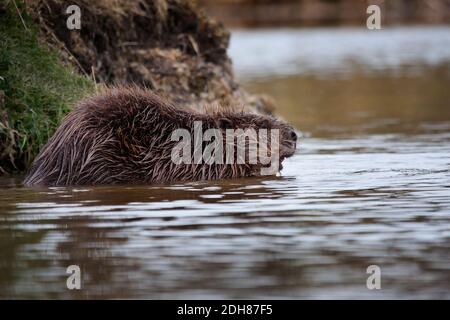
1;27;450;299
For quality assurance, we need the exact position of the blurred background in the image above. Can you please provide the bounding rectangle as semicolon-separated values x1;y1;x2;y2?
198;0;450;137
199;0;450;27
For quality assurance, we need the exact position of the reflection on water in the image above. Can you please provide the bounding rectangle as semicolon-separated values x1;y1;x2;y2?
244;66;450;138
1;27;450;299
229;26;450;79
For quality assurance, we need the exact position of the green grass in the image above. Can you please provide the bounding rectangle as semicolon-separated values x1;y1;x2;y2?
0;0;95;174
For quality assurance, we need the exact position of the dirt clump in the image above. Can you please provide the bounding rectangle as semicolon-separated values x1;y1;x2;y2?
27;0;274;113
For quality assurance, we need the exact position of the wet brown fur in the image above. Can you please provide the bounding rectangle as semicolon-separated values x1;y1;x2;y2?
24;87;297;186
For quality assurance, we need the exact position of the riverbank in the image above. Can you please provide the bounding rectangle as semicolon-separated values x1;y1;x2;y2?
0;1;95;174
0;0;274;175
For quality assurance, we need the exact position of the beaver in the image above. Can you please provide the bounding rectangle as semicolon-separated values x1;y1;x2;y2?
24;87;297;186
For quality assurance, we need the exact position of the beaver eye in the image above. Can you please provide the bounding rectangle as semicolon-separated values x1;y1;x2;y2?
218;117;233;129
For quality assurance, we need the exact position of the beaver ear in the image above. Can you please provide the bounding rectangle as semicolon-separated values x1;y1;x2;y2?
217;117;234;129
260;119;271;128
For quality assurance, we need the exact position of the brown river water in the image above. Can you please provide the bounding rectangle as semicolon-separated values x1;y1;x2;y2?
1;27;450;299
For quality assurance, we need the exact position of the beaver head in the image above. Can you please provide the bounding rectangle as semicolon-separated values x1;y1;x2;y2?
24;87;297;186
210;111;297;174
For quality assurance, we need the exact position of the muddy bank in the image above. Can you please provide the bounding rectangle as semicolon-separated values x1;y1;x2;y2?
28;0;275;113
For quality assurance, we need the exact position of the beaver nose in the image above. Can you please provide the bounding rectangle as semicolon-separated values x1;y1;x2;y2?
289;130;297;142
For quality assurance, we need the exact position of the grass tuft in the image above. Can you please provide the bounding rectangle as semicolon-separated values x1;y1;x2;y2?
0;0;95;174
